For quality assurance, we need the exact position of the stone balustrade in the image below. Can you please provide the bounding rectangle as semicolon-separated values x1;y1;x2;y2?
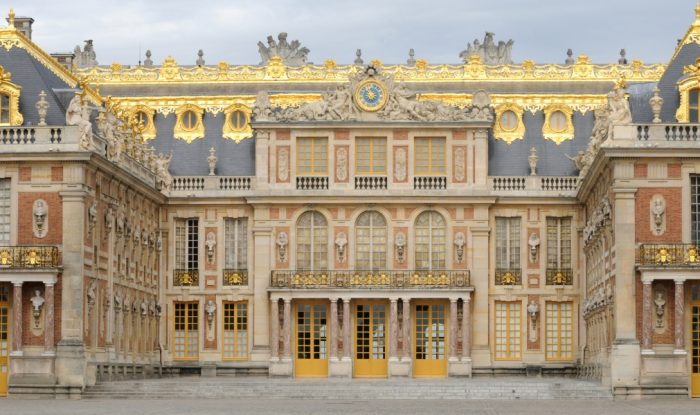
296;176;329;190
170;176;254;195
413;176;447;190
489;176;579;195
354;175;388;190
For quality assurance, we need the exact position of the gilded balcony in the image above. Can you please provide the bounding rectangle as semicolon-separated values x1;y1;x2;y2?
173;269;199;287
638;244;700;267
270;269;470;289
223;269;248;286
495;268;522;286
0;246;60;269
546;268;573;286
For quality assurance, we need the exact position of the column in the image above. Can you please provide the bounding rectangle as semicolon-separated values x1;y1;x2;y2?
641;280;653;353
342;298;351;360
449;298;458;360
462;294;471;359
282;299;291;359
252;226;273;360
270;298;279;359
11;282;22;354
612;188;637;341
674;279;686;354
402;298;411;360
329;298;338;360
389;298;398;359
44;282;55;354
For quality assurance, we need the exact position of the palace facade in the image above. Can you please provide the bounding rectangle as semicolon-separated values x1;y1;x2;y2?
0;6;699;399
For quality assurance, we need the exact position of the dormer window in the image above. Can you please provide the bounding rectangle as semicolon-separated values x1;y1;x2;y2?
222;104;253;143
690;89;699;123
0;94;10;124
174;104;204;143
0;65;23;126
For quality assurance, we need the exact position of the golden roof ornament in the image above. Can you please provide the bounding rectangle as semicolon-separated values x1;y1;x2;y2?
8;8;14;28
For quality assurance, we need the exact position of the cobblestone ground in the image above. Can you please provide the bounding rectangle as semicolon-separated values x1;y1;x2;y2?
0;398;698;415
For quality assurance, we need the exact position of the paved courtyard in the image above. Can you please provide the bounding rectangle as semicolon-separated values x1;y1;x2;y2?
0;398;698;415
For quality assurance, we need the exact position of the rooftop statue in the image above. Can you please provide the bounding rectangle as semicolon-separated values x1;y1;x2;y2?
459;32;514;64
74;39;97;68
257;32;310;66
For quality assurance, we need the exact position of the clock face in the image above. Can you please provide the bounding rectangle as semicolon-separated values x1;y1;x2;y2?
354;80;388;112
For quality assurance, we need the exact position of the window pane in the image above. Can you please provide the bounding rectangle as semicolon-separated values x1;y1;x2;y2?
0;179;9;245
296;211;327;271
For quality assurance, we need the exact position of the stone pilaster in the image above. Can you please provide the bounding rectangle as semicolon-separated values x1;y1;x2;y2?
641;280;653;353
251;226;272;362
389;298;398;360
270;298;279;360
449;298;458;361
470;224;490;366
329;298;338;359
329;297;350;377
674;279;686;354
402;298;411;360
342;298;351;360
282;299;291;359
44;282;55;354
11;282;22;355
462;294;471;359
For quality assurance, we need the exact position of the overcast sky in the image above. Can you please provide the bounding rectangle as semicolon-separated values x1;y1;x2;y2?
14;0;698;66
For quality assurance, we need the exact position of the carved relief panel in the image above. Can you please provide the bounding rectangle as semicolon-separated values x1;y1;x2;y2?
276;146;290;183
393;146;408;183
334;145;349;183
452;146;467;183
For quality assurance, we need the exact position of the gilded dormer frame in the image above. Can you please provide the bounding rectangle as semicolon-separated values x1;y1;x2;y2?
128;104;156;141
174;104;204;143
676;58;700;123
542;104;574;145
222;103;252;143
493;103;525;145
0;65;23;126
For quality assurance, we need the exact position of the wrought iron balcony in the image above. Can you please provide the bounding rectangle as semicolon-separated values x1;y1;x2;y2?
173;269;199;287
495;268;522;286
0;246;60;269
223;269;248;286
270;269;470;289
638;244;700;267
546;268;574;286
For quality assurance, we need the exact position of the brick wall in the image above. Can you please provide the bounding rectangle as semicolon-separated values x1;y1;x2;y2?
635;278;675;345
17;192;63;245
635;187;682;243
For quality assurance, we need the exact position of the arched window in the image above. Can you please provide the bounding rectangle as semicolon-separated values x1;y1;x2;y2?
296;211;328;271
414;211;446;270
355;211;387;270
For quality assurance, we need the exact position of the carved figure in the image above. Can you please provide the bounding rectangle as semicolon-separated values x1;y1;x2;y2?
528;233;540;263
252;90;273;121
33;199;48;238
566;151;587;171
88;201;97;235
276;231;288;263
606;87;632;140
654;290;666;329
258;32;310;66
66;93;94;150
335;232;347;264
651;195;666;236
155;151;173;191
454;232;465;264
460;32;514;64
206;232;216;263
105;206;114;233
206;300;216;324
74;39;98;68
649;87;664;124
30;289;45;328
395;232;406;264
527;300;539;342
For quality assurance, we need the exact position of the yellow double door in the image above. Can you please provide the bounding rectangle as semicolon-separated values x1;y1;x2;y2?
413;301;448;378
0;291;9;397
692;302;700;398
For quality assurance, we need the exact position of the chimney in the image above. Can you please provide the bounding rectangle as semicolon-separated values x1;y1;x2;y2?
50;53;75;71
6;15;33;39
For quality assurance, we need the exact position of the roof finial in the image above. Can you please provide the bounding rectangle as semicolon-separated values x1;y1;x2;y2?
8;8;14;27
696;3;700;22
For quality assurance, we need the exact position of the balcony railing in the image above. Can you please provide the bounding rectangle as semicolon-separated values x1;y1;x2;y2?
495;268;522;286
355;175;388;190
638;244;700;267
223;269;248;286
296;176;329;190
490;176;579;193
546;268;574;286
270;269;470;289
0;246;60;269
171;176;254;192
414;176;447;190
0;127;65;145
173;269;199;287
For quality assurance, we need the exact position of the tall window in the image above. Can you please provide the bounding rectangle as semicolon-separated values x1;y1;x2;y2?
415;211;446;270
495;301;521;360
495;217;521;270
0;95;9;124
0;179;9;245
356;137;387;175
174;302;198;359
414;137;446;175
355;211;387;270
691;89;700;123
175;218;199;271
297;137;328;176
692;175;700;243
223;302;248;360
296;211;328;271
546;217;572;270
224;218;247;270
545;302;573;360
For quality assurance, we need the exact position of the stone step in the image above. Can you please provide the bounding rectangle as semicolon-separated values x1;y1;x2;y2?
83;377;613;400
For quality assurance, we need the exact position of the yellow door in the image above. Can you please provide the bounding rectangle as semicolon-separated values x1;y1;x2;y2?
692;303;700;398
413;302;447;378
295;302;328;378
0;286;9;397
354;302;387;378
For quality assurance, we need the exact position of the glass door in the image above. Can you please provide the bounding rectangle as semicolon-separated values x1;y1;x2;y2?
413;302;447;377
295;301;328;377
354;302;387;378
